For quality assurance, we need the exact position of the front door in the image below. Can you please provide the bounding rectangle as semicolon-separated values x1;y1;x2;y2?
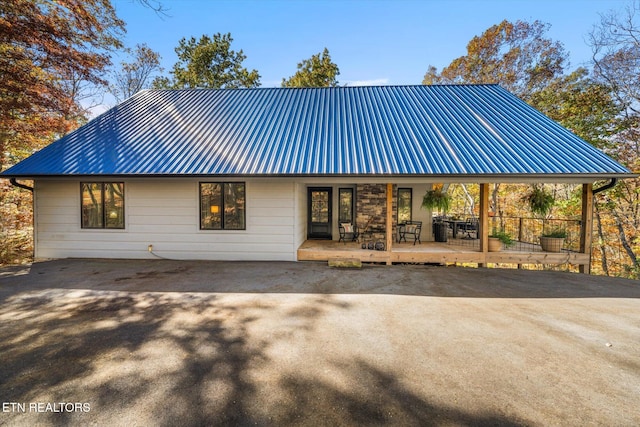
308;187;332;239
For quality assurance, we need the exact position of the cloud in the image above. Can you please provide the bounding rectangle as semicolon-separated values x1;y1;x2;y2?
343;78;390;87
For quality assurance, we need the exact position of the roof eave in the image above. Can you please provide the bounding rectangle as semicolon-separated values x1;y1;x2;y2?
2;172;637;183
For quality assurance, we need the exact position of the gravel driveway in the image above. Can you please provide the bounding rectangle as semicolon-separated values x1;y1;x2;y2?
1;259;639;426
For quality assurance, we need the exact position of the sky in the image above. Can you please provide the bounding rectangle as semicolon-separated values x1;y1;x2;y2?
109;0;629;89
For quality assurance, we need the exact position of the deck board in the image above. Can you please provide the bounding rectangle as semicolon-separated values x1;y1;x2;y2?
297;240;589;266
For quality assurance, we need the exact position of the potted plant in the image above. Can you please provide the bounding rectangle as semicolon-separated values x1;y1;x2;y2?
422;187;451;242
522;185;563;251
488;229;514;252
540;228;567;252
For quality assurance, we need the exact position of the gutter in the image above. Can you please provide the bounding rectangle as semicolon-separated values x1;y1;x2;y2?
592;178;618;195
9;178;34;192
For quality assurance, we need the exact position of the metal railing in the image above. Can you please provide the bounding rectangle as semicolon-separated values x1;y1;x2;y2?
443;215;581;252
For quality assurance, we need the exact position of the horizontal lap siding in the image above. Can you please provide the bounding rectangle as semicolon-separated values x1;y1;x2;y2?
294;182;307;259
35;179;296;261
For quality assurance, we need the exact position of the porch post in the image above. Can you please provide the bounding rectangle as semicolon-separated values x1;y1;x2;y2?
579;183;594;274
386;183;393;265
479;183;489;267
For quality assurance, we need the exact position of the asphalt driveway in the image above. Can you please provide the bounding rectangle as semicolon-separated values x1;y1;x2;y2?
0;259;639;426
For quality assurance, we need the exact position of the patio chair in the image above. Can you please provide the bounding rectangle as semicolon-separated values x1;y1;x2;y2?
461;218;479;239
398;220;422;245
339;223;359;244
358;217;375;243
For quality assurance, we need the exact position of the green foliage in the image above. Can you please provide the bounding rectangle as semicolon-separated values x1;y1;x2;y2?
282;48;340;88
421;189;450;214
423;19;568;101
150;76;172;90
542;228;568;238
522;185;555;218
528;68;622;150
161;33;261;89
489;229;514;247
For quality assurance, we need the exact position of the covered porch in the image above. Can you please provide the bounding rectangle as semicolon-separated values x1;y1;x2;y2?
299;182;595;272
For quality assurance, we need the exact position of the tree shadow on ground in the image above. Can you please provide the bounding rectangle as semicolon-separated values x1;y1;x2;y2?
275;360;525;427
0;286;532;426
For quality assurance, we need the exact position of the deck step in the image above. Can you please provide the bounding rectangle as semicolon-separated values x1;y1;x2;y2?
328;258;362;268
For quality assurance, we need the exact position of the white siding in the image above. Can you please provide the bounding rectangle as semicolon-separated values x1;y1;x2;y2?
293;182;307;258
411;184;433;241
35;179;297;261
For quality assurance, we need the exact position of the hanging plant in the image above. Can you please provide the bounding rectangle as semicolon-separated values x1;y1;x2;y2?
422;188;451;215
522;185;555;218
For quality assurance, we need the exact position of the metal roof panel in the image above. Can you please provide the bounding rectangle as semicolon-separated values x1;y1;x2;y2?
1;85;632;178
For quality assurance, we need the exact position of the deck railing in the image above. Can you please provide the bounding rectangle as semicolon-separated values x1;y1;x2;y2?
444;216;582;252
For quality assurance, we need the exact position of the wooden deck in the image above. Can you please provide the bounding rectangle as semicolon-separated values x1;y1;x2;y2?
297;240;590;266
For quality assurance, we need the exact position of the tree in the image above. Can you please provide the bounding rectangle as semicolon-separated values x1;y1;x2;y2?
589;1;640;119
110;44;163;102
282;48;340;88
529;68;621;149
587;1;640;278
0;0;125;159
421;18;640;277
528;68;631;276
423;20;568;101
423;20;569;221
0;0;126;265
155;33;260;89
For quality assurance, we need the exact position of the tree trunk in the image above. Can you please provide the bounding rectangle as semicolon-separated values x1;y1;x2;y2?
608;204;639;271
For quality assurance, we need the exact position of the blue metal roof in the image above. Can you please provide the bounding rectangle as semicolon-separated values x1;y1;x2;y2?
1;85;633;178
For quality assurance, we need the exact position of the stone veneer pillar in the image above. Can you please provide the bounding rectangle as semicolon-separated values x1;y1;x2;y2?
356;184;397;242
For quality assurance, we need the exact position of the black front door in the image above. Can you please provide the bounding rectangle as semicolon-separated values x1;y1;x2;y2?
308;187;332;239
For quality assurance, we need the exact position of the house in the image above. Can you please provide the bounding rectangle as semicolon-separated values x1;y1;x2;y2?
1;85;634;271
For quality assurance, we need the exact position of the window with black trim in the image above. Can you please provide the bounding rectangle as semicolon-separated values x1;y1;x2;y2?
81;183;125;229
397;188;412;223
338;188;354;223
200;182;246;230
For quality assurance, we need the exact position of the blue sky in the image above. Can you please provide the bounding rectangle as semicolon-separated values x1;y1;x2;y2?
111;0;628;88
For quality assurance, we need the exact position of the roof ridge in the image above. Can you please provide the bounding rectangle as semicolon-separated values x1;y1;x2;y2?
144;83;503;93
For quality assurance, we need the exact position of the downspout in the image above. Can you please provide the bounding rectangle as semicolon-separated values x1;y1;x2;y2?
592;178;617;195
9;178;34;192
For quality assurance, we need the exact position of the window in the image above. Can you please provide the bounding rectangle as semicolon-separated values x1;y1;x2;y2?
81;183;125;229
200;182;246;230
397;188;412;223
338;188;354;223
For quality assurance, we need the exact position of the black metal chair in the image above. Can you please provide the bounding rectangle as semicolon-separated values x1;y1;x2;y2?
462;218;479;239
398;220;422;245
339;223;359;244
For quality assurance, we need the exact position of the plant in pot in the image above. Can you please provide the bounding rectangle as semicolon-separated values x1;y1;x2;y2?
422;187;451;242
522;185;562;252
540;228;567;252
488;229;514;252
